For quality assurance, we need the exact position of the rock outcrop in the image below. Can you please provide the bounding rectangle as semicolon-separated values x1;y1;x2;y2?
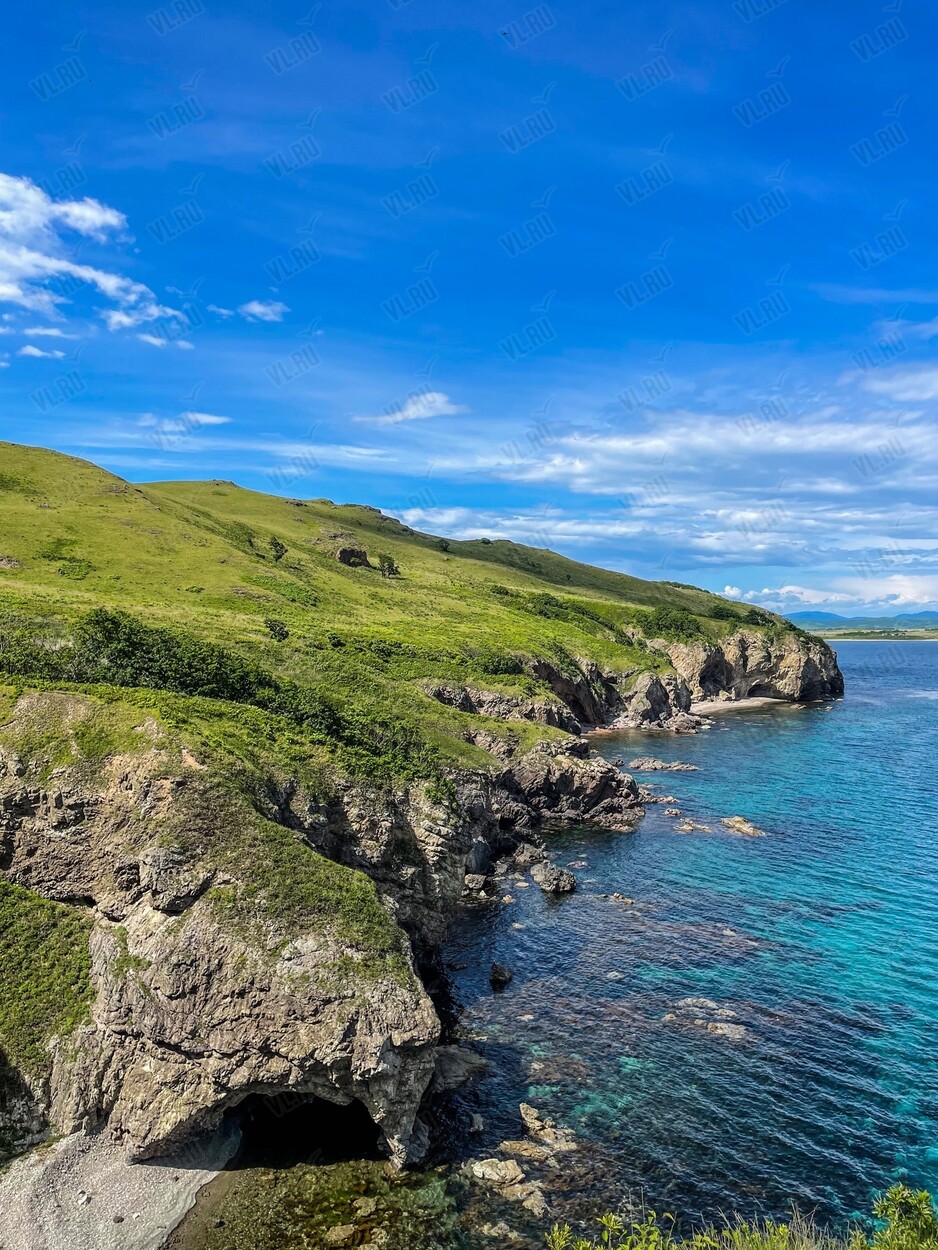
0;693;644;1168
494;739;642;832
0;705;440;1166
664;629;843;703
424;683;580;734
426;628;842;738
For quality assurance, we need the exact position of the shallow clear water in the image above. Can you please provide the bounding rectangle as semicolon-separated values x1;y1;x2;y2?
444;641;938;1230
171;642;938;1247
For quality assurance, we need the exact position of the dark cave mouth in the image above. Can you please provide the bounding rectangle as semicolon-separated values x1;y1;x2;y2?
227;1091;384;1170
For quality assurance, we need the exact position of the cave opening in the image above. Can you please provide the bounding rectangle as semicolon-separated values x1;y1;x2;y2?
228;1092;384;1170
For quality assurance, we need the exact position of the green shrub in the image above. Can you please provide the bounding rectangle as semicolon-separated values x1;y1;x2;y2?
709;602;739;621
264;619;289;641
639;606;704;642
545;1189;938;1250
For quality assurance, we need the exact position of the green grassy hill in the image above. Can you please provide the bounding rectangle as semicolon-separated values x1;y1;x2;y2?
0;441;793;782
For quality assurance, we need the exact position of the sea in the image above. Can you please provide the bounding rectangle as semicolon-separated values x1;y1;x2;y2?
170;641;938;1249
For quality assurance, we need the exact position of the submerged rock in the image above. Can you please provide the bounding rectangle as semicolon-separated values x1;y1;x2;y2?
489;963;513;991
432;1046;489;1092
721;815;767;837
466;1158;525;1186
628;758;698;771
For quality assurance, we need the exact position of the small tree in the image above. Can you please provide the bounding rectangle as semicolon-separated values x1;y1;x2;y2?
264;618;289;641
269;537;287;563
434;537;450;552
377;553;399;578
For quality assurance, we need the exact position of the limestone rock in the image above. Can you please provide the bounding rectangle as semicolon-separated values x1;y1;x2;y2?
467;1157;525;1186
665;628;843;703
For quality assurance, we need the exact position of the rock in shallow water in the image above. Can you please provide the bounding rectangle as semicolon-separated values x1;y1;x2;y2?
721;815;767;837
628;758;699;771
489;963;513;991
530;862;576;894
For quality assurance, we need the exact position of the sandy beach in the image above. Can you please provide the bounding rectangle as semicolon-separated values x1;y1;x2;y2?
0;1126;239;1250
690;696;790;715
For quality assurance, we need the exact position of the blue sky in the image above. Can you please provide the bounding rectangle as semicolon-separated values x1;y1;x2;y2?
2;0;937;614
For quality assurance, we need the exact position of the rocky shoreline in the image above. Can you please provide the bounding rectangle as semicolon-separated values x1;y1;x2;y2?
0;626;843;1250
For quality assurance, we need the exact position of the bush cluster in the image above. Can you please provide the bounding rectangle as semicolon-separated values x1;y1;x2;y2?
639;606;705;642
547;1187;938;1250
0;609;440;784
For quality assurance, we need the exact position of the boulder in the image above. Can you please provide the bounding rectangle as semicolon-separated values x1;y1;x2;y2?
467;1158;525;1186
490;962;513;990
530;862;576;894
334;546;370;568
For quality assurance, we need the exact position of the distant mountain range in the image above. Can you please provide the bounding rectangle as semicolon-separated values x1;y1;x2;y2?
788;611;938;631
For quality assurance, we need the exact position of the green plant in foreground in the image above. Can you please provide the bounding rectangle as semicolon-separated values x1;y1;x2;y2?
546;1189;938;1250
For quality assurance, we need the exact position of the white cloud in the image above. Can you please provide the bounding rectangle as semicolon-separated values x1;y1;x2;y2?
904;317;938;341
207;304;235;317
862;368;938;401
137;333;194;350
356;391;468;425
237;299;289;322
0;171;181;331
138;411;232;435
17;344;65;358
723;585;742;598
22;325;77;338
178;411;231;426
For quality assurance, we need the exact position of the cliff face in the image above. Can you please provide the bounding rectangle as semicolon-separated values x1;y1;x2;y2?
425;629;843;735
0;694;640;1166
663;629;844;703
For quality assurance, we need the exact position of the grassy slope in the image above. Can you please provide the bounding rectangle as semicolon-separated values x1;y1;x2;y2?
0;442;806;1154
0;441;783;772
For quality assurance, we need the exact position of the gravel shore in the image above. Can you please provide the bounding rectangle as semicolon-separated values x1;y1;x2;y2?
0;1126;239;1250
690;695;788;715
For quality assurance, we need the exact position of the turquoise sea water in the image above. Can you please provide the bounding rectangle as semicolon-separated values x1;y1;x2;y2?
442;641;938;1232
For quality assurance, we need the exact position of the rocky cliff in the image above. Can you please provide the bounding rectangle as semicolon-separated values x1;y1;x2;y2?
663;628;844;703
426;628;842;734
0;693;641;1167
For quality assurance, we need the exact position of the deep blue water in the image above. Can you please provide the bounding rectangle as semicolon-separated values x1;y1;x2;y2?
443;642;938;1231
